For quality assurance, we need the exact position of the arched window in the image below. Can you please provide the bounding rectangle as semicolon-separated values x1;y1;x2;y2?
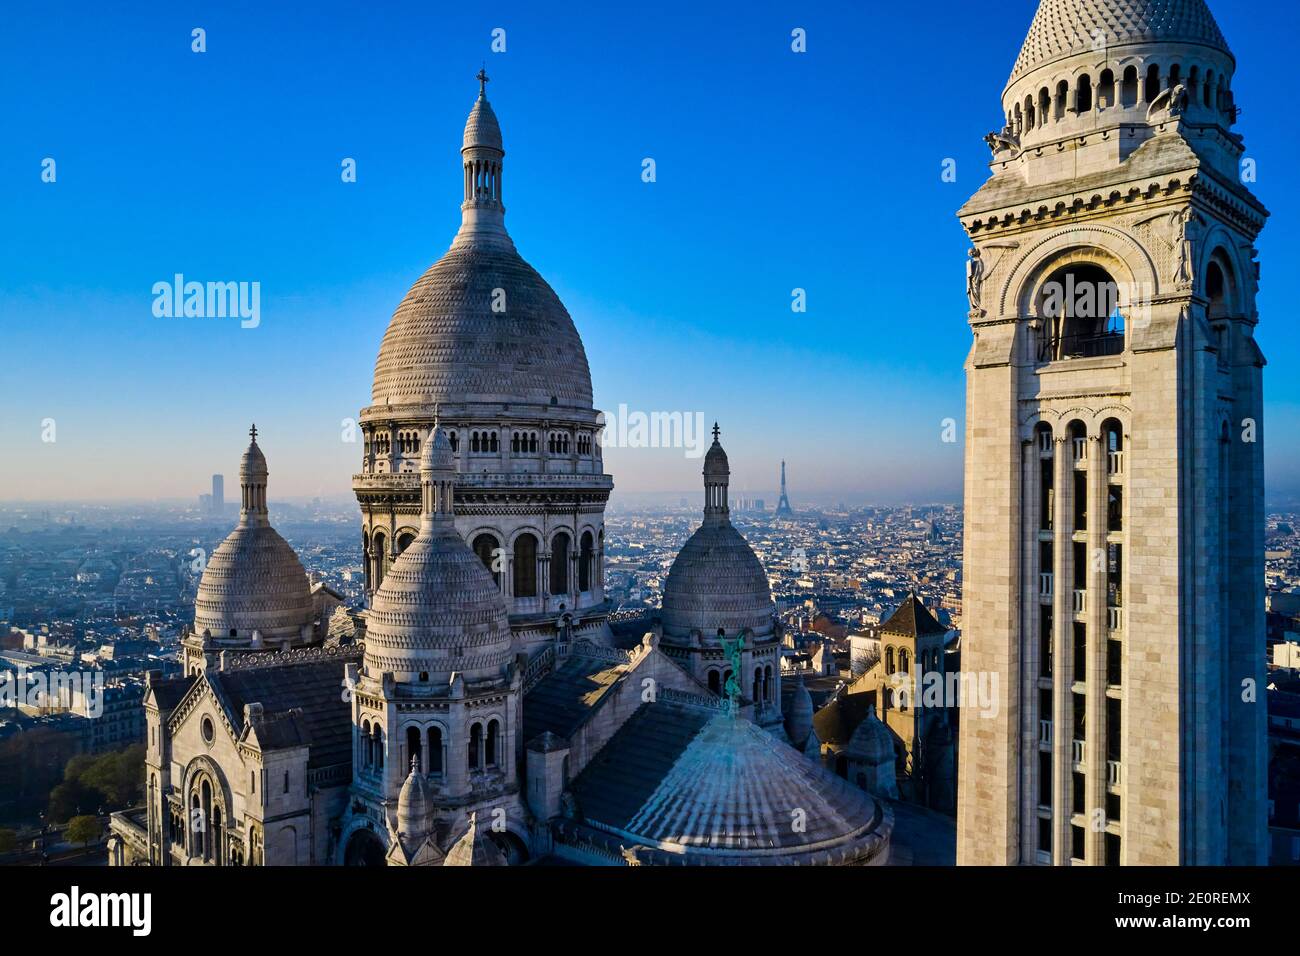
473;533;501;588
1144;64;1161;103
1076;74;1093;113
1038;88;1051;126
486;719;500;768
396;531;415;555
1205;253;1238;340
449;431;459;453
900;648;910;673
489;432;498;453
579;531;594;592
764;665;773;702
361;720;372;768
1098;69;1115;108
428;727;443;774
1055;80;1069;121
471;432;481;453
371;532;387;588
513;534;538;597
468;723;482;771
372;725;384;771
550;532;571;595
753;668;762;704
1121;66;1138;108
406;726;422;772
886;647;895;675
708;671;721;695
1204;70;1214;106
1036;263;1124;361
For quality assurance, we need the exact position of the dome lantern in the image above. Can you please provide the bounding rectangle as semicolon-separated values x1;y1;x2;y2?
458;69;509;247
702;423;730;525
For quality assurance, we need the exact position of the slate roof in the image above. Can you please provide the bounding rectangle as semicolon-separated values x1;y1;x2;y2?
147;674;196;711
880;593;948;638
569;702;714;829
210;659;352;770
522;654;629;743
813;686;878;749
570;701;888;860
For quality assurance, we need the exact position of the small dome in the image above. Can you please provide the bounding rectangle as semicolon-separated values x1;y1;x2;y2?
662;424;773;641
463;94;503;152
421;423;455;475
363;466;512;680
703;427;729;478
240;440;267;477
444;812;507;866
396;760;435;842
1009;0;1231;84
194;434;313;642
661;522;774;639
846;707;896;765
785;677;814;746
194;528;313;640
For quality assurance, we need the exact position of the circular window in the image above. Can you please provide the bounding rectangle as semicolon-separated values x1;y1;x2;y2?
201;716;215;744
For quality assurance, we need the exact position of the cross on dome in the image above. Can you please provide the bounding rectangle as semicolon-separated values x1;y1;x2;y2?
476;68;489;97
249;423;258;443
712;422;720;442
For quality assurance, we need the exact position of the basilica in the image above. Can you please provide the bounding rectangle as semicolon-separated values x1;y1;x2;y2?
107;74;896;867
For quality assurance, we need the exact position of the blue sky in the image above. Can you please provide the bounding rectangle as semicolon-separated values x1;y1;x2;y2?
1;0;1297;505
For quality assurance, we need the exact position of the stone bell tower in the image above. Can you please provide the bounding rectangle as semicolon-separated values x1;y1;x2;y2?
956;0;1267;866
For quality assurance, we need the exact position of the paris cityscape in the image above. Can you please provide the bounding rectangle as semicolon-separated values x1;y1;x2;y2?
1;0;1297;935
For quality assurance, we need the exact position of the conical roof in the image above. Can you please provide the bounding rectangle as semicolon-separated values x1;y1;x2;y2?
880;593;948;638
463;92;503;151
444;812;507;866
1009;0;1231;83
570;702;891;864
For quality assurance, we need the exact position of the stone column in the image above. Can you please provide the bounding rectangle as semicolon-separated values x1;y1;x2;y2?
1086;434;1108;864
1052;436;1073;865
1020;439;1040;859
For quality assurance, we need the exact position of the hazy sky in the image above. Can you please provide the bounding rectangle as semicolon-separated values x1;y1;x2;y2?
2;0;1297;505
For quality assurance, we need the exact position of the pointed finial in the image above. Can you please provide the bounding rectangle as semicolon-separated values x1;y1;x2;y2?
712;422;720;443
249;423;258;444
476;67;489;97
409;752;419;774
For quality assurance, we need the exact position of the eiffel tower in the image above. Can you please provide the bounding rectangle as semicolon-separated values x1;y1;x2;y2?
775;460;793;516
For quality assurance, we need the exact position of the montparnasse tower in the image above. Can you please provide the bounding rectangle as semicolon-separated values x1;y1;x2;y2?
353;72;613;659
957;0;1267;865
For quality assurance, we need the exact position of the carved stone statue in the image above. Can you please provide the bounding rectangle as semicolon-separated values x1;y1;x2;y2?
1173;207;1201;288
966;248;985;312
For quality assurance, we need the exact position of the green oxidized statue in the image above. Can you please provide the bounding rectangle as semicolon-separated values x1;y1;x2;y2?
719;632;745;715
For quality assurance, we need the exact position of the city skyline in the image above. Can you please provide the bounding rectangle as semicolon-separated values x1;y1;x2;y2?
3;0;1299;505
